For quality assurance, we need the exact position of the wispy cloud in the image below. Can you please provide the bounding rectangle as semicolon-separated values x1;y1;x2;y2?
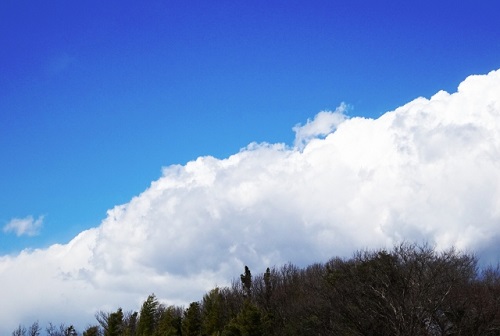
0;69;500;333
3;215;44;237
293;103;348;149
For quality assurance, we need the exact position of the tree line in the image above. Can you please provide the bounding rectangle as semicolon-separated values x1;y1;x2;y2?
13;243;500;335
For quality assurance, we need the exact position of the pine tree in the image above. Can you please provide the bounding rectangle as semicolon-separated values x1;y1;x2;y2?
222;300;267;336
240;266;252;299
263;267;272;308
202;288;225;335
123;311;138;336
106;308;124;336
182;302;202;336
155;305;182;336
137;294;160;336
82;326;100;336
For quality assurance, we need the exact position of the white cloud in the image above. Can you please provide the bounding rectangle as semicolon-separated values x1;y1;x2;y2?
3;215;44;237
293;103;348;149
1;69;500;333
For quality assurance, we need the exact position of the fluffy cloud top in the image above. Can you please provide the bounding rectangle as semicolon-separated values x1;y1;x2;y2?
3;215;44;237
293;103;348;149
1;69;500;333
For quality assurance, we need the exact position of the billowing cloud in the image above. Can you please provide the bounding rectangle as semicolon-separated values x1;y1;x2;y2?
293;103;348;149
1;69;500;333
3;215;44;237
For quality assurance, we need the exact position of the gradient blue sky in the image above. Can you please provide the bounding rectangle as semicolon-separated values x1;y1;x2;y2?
1;0;499;254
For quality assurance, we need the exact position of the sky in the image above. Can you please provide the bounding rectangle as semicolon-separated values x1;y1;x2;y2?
1;0;500;333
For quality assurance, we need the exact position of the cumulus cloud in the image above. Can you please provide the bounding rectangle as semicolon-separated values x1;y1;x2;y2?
3;215;44;237
1;69;500;333
293;103;348;149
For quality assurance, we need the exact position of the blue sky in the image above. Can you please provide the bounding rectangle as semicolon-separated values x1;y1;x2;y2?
1;0;500;254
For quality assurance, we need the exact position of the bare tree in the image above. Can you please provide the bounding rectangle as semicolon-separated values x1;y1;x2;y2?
12;325;26;336
46;323;66;336
27;321;41;336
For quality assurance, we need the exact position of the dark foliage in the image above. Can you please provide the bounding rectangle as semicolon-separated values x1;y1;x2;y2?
13;243;500;336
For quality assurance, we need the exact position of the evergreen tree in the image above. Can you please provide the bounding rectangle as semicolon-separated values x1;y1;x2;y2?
240;266;252;299
202;288;225;335
222;300;267;336
123;311;138;336
137;294;160;336
182;302;202;336
263;267;272;304
82;326;101;336
106;308;124;336
155;305;182;336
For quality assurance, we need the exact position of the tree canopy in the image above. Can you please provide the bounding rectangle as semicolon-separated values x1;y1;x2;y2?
13;243;500;336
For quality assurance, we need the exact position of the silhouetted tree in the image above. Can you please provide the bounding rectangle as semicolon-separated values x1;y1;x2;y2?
46;323;68;336
27;321;41;336
240;266;252;299
12;325;26;336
